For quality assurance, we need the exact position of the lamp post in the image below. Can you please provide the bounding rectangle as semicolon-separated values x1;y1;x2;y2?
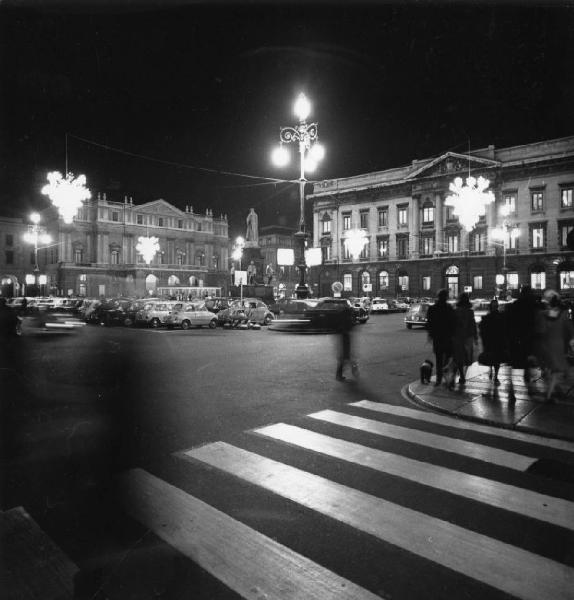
272;93;324;299
23;212;52;297
492;205;520;300
232;236;245;301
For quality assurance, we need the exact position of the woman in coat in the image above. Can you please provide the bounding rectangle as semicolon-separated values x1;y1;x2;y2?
478;299;508;385
452;293;478;386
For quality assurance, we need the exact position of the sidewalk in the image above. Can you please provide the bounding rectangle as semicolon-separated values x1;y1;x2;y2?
407;363;574;442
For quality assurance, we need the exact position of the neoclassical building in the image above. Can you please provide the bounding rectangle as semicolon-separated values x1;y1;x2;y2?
0;194;230;298
308;135;574;300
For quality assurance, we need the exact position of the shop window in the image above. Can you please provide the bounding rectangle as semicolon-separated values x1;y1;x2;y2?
343;273;352;291
378;271;389;290
531;271;546;291
473;275;483;290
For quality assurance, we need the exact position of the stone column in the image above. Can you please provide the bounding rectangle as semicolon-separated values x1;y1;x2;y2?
410;195;420;258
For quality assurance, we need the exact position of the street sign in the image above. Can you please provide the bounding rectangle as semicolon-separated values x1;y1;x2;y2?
331;281;343;293
362;283;372;292
464;286;472;293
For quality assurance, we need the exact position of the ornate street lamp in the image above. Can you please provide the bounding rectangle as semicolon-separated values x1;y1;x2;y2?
23;212;52;296
272;93;325;298
136;235;161;265
42;171;91;224
344;228;368;260
445;175;494;231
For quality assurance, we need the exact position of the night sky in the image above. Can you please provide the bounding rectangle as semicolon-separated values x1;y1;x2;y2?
2;1;574;239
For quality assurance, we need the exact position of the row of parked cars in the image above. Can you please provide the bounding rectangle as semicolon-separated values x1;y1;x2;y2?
76;296;276;329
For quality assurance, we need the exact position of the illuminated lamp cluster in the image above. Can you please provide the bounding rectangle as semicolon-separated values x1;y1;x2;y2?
42;171;91;224
445;175;494;230
136;236;160;264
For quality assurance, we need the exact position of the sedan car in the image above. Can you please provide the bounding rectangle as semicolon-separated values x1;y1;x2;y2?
404;302;431;329
165;302;218;329
370;298;389;313
217;298;275;327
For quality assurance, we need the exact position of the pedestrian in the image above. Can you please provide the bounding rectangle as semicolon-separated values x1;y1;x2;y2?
505;285;541;404
335;302;358;382
536;290;574;402
452;292;478;386
426;288;456;386
478;299;507;385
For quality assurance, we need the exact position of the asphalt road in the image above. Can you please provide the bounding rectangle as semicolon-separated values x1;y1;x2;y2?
8;314;573;599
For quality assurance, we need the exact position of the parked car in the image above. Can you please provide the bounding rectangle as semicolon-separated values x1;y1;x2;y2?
99;298;137;326
165;302;218;329
135;300;181;328
370;297;389;313
203;297;234;314
217;298;275;326
268;298;317;317
404;302;431;329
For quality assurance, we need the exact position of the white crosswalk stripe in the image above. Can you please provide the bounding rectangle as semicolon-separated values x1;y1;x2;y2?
121;402;574;600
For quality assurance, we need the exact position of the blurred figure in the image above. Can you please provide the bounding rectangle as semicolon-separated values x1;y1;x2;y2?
479;299;507;385
452;293;478;386
427;289;456;386
0;297;19;340
505;285;541;404
536;290;574;402
335;303;358;382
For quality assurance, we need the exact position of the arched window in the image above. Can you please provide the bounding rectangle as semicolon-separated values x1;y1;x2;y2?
445;265;459;275
378;270;389;290
168;275;180;286
145;274;158;293
110;249;120;265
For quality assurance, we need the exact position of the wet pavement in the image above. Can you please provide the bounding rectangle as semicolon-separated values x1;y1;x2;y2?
407;363;574;442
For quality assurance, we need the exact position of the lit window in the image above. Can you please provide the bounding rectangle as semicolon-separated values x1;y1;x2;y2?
532;226;544;249
378;238;388;258
360;212;369;229
397;236;408;258
560;270;574;290
531;191;544;212
503;193;516;214
378;208;388;227
398;207;408;226
421;237;434;256
422;205;434;224
531;271;546;290
322;220;332;234
343;273;352;291
507;272;519;289
379;271;389;289
398;275;409;291
447;234;459;253
473;275;483;290
343;214;351;230
561;188;573;208
422;276;431;291
472;232;485;252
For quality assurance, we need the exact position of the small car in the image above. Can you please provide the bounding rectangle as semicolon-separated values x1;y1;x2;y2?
370;298;389;313
217;298;274;326
165;302;218;329
404;302;431;329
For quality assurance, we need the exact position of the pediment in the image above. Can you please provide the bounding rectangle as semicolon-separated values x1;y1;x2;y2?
408;152;499;180
135;199;185;217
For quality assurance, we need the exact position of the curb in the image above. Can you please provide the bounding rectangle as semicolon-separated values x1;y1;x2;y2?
404;382;574;443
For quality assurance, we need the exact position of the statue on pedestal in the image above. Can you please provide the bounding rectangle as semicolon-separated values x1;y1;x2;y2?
245;208;259;246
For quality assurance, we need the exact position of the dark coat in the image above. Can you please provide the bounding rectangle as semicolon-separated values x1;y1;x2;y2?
505;293;541;369
479;311;508;364
427;300;456;352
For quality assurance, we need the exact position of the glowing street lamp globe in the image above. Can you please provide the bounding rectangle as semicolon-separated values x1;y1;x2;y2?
271;145;290;167
294;93;311;121
445;175;494;230
42;171;91;224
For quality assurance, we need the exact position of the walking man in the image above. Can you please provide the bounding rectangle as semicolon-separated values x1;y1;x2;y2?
427;289;456;386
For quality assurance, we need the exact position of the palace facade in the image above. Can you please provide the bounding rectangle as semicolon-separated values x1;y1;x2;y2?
0;194;230;298
308;135;574;300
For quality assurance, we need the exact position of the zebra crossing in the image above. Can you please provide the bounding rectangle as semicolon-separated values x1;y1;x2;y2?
120;400;574;600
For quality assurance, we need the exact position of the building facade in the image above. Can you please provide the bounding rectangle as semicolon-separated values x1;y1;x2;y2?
308;135;574;300
0;194;230;298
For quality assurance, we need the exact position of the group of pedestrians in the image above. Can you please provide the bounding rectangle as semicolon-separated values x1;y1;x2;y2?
427;285;574;403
